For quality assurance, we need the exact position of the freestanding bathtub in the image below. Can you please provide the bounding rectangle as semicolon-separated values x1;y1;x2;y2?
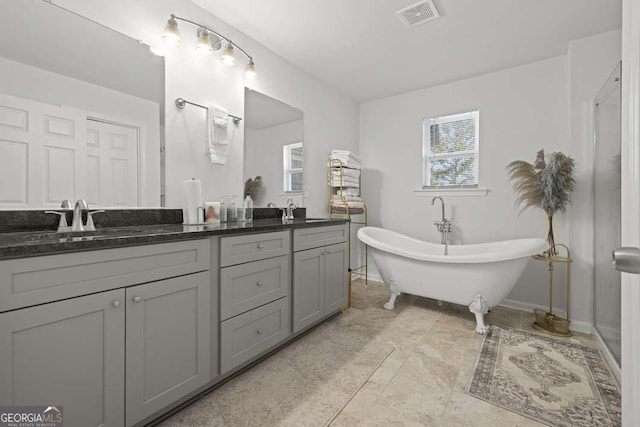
357;227;548;334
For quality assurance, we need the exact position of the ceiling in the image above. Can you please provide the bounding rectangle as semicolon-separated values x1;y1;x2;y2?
191;0;622;102
244;88;303;130
0;0;164;103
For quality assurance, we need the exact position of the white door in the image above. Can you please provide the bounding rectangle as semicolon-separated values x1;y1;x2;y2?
0;93;86;208
615;0;640;424
86;119;139;207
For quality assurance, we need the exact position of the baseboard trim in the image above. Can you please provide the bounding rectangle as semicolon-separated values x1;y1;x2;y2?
499;299;567;319
499;298;593;334
592;327;621;385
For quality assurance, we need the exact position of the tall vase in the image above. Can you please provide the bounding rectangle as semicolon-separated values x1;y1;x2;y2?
545;213;557;257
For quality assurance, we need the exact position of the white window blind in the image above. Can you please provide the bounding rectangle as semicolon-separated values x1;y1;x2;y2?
423;111;479;188
283;142;303;192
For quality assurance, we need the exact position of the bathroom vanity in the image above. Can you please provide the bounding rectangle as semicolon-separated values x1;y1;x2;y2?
0;215;349;427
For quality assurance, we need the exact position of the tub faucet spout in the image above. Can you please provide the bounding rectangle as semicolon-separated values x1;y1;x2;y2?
431;196;445;222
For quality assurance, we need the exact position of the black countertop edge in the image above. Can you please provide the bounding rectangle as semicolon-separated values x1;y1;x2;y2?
0;218;349;261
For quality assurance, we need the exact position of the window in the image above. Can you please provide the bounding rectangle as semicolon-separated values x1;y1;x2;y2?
423;111;479;188
283;142;303;192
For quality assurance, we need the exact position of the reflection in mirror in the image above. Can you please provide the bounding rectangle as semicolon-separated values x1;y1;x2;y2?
0;0;164;209
244;88;304;207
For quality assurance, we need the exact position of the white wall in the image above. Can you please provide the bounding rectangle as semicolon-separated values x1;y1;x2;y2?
567;29;622;327
0;56;161;207
53;0;359;217
360;56;571;313
245;120;304;206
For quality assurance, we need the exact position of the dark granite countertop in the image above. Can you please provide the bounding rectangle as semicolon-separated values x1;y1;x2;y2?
0;218;349;261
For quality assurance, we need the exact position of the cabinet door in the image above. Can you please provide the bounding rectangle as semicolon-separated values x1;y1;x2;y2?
125;272;210;426
0;289;125;427
324;242;349;314
293;246;325;333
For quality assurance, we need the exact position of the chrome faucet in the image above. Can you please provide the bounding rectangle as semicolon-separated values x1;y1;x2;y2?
72;199;89;232
431;196;452;255
431;196;445;222
284;198;298;221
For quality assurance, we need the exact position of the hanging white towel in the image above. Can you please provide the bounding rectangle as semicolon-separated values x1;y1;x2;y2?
205;104;230;164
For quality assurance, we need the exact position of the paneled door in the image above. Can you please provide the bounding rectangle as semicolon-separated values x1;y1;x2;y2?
0;93;86;208
86;119;139;207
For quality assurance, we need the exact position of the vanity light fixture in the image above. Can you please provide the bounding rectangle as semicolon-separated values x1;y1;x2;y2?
161;16;181;46
243;59;257;80
161;14;257;80
220;42;236;66
195;29;215;55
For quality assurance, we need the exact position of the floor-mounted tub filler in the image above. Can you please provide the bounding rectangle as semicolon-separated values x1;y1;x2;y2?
357;227;548;334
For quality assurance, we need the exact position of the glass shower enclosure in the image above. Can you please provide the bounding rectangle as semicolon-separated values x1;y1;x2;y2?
593;62;622;365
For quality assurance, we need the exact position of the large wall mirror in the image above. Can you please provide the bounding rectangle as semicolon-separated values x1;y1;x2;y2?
0;0;164;209
244;88;304;207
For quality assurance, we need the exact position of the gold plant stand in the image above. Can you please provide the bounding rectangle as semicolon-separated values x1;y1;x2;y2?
531;243;572;337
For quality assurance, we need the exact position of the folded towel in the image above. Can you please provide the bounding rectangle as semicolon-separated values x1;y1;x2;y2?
331;150;361;162
332;195;362;202
337;188;360;197
331;201;366;210
328;159;361;170
206;104;229;164
330;168;360;179
330;179;359;188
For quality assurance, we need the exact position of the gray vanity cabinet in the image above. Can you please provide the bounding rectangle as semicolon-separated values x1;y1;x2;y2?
292;247;325;331
323;242;349;313
292;224;349;333
125;272;211;427
0;289;126;427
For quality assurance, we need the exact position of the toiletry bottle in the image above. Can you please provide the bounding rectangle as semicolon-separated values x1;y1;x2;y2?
219;197;227;222
228;196;237;222
245;195;253;223
238;197;246;223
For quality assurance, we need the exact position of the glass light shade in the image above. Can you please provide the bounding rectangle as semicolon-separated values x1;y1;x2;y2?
243;59;257;80
195;30;213;55
162;17;181;46
220;43;236;66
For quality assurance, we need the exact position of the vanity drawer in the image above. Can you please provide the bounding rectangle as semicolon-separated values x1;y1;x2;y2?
220;230;290;267
293;224;348;252
220;255;290;320
0;239;210;313
220;297;290;374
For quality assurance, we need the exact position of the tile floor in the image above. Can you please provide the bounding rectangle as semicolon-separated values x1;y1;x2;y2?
328;278;599;426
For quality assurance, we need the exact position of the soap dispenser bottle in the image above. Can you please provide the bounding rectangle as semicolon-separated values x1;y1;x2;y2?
244;195;253;223
219;197;227;222
228;196;238;222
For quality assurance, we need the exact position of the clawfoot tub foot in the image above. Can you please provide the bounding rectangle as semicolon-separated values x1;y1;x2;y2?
469;294;490;334
384;281;401;310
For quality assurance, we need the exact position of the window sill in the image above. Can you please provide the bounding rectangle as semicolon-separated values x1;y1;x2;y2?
414;187;489;197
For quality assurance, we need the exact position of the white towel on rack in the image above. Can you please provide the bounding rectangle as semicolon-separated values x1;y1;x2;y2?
330;169;360;179
206;104;230;164
331;150;360;162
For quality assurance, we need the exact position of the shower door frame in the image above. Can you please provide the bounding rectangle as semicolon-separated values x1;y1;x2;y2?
592;62;622;373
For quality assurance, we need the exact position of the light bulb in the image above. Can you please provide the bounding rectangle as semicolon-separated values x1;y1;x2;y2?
162;17;181;47
220;43;236;66
243;59;257;80
195;29;213;56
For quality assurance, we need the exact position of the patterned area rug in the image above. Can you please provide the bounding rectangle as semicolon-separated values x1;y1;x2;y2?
467;326;621;427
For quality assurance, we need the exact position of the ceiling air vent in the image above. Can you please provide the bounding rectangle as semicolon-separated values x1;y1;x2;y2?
396;0;440;28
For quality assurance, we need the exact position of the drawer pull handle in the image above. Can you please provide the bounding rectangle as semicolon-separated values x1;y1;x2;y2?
132;296;142;303
257;244;264;249
257;281;265;287
256;328;263;335
112;301;121;308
